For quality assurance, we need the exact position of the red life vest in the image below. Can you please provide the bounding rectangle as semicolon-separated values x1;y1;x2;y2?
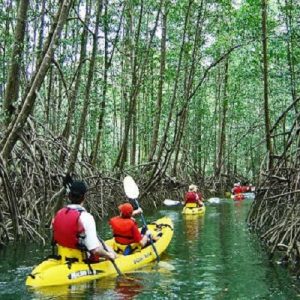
233;186;243;194
109;216;141;245
52;207;85;249
185;192;197;203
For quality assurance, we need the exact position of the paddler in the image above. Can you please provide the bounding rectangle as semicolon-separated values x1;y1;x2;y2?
109;202;158;255
184;184;204;207
52;180;116;262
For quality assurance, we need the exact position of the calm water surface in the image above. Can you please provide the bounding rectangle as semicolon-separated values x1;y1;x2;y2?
0;199;299;299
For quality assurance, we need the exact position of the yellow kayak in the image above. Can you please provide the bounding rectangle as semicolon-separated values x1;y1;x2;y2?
182;203;206;215
26;216;173;288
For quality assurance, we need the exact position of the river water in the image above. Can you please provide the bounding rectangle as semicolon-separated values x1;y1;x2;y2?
0;199;299;299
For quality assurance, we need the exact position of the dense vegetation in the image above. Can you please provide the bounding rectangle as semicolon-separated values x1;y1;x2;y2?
0;0;299;268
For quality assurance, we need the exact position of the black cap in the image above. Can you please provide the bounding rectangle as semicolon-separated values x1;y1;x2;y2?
69;181;87;197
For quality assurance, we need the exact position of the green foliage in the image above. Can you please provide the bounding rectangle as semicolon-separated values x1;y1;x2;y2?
0;0;299;183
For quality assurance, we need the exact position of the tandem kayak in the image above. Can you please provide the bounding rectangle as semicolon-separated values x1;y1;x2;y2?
182;203;206;215
26;216;173;288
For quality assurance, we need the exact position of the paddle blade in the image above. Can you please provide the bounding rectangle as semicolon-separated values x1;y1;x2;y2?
158;261;176;271
123;176;140;199
163;199;181;206
207;197;221;204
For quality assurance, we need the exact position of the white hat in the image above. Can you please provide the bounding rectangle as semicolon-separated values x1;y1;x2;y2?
189;184;198;192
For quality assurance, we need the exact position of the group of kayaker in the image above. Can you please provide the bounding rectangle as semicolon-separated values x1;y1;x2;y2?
231;182;255;194
231;182;255;201
52;180;156;263
51;179;205;264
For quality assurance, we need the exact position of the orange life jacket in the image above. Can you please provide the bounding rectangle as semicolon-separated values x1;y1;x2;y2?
109;216;140;245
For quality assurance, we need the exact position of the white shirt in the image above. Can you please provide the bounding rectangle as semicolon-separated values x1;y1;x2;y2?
67;204;101;251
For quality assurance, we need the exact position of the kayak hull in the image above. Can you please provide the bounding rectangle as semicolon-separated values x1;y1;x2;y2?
26;217;173;287
182;204;206;215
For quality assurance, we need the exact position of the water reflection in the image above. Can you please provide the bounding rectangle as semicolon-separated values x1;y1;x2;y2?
183;214;205;241
29;274;144;300
97;276;144;300
30;281;97;299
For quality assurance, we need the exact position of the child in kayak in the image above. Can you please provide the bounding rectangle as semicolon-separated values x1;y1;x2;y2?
109;203;157;255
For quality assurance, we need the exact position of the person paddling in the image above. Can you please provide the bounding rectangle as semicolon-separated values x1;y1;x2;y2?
184;184;203;207
231;183;245;201
232;183;243;195
109;203;156;255
52;180;116;262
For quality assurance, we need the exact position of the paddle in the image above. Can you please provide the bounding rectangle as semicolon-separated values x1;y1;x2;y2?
207;197;221;204
123;176;160;262
163;199;182;206
97;236;123;276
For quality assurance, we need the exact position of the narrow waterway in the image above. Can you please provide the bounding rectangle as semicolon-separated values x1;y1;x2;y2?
0;199;299;299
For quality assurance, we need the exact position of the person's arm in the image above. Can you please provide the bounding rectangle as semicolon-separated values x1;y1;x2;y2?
91;244;116;260
139;235;149;247
132;207;143;217
81;212;116;260
131;223;148;247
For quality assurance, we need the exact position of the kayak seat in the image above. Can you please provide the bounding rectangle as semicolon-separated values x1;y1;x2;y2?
65;257;79;269
113;241;141;256
150;222;174;231
57;245;85;263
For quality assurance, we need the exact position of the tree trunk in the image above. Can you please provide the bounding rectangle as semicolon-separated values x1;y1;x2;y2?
143;0;192;193
61;2;89;145
3;0;29;125
261;0;273;169
114;0;162;171
37;0;46;62
148;3;167;162
90;0;124;166
0;0;73;161
90;0;108;166
113;2;137;171
67;0;102;173
172;3;204;177
216;58;229;179
284;0;298;109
